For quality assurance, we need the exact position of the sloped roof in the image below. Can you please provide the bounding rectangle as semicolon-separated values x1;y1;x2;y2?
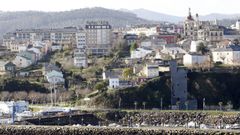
45;70;63;78
213;45;240;52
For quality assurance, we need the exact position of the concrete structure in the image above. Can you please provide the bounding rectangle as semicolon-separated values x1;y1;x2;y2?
108;77;132;89
212;45;240;65
131;47;153;59
143;64;159;78
0;101;29;114
51;43;62;52
183;53;210;67
73;49;88;68
170;61;187;109
85;21;112;55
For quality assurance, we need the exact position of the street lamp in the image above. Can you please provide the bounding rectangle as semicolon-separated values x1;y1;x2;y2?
142;102;146;110
160;97;163;110
134;101;138;110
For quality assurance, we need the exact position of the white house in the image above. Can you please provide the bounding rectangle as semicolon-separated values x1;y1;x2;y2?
183;53;210;67
108;77;132;89
0;101;29;114
45;70;65;84
13;56;32;68
109;78;120;88
131;47;153;59
28;47;42;61
143;64;159;78
212;45;240;65
190;40;205;52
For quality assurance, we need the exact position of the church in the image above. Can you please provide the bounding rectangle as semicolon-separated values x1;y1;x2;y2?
183;8;224;44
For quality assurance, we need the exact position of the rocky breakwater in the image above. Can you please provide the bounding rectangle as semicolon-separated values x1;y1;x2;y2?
119;111;240;127
0;125;239;135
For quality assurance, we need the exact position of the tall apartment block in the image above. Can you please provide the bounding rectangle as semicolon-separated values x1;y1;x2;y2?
85;21;112;56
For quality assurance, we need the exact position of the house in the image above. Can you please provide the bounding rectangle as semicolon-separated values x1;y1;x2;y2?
13;56;32;68
102;69;122;80
161;45;187;59
0;101;29;114
212;45;240;65
183;53;210;67
143;64;159;78
28;47;42;61
45;70;65;84
109;77;132;89
17;51;37;64
131;47;153;59
43;63;61;75
5;61;16;74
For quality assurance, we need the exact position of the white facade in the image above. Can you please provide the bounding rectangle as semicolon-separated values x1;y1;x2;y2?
13;56;32;68
126;27;159;36
143;64;159;78
73;49;87;68
183;53;209;67
109;78;120;89
45;70;65;84
0;101;29;114
28;48;42;61
131;47;153;59
212;45;240;65
51;44;62;52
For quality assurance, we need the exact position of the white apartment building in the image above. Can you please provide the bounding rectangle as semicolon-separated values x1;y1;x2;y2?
143;64;159;78
85;21;112;55
212;45;240;65
74;49;88;68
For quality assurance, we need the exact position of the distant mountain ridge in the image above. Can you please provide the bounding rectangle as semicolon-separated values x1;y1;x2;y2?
122;8;240;23
0;7;151;39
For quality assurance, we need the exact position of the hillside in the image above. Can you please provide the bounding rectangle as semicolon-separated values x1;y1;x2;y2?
86;72;240;109
0;7;150;39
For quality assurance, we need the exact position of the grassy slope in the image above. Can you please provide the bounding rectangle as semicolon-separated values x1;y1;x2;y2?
88;72;240;109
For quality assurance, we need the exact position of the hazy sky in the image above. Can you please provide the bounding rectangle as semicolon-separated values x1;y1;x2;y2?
0;0;239;16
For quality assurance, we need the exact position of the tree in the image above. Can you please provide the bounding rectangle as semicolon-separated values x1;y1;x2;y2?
233;39;239;45
130;42;138;52
122;68;133;79
94;81;107;92
197;42;208;55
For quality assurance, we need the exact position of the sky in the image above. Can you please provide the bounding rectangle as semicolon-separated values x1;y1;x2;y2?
0;0;239;16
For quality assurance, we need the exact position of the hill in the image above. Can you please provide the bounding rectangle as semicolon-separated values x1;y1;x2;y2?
0;7;150;39
86;72;240;109
122;8;240;23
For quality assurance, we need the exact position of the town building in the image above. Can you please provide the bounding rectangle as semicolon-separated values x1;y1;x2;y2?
123;34;138;46
143;64;159;78
183;8;223;44
170;61;187;109
160;45;187;59
85;21;112;55
108;77;132;89
183;53;210;67
131;47;153;59
0;101;29;114
212;45;240;65
73;49;88;68
13;55;32;68
45;70;65;84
